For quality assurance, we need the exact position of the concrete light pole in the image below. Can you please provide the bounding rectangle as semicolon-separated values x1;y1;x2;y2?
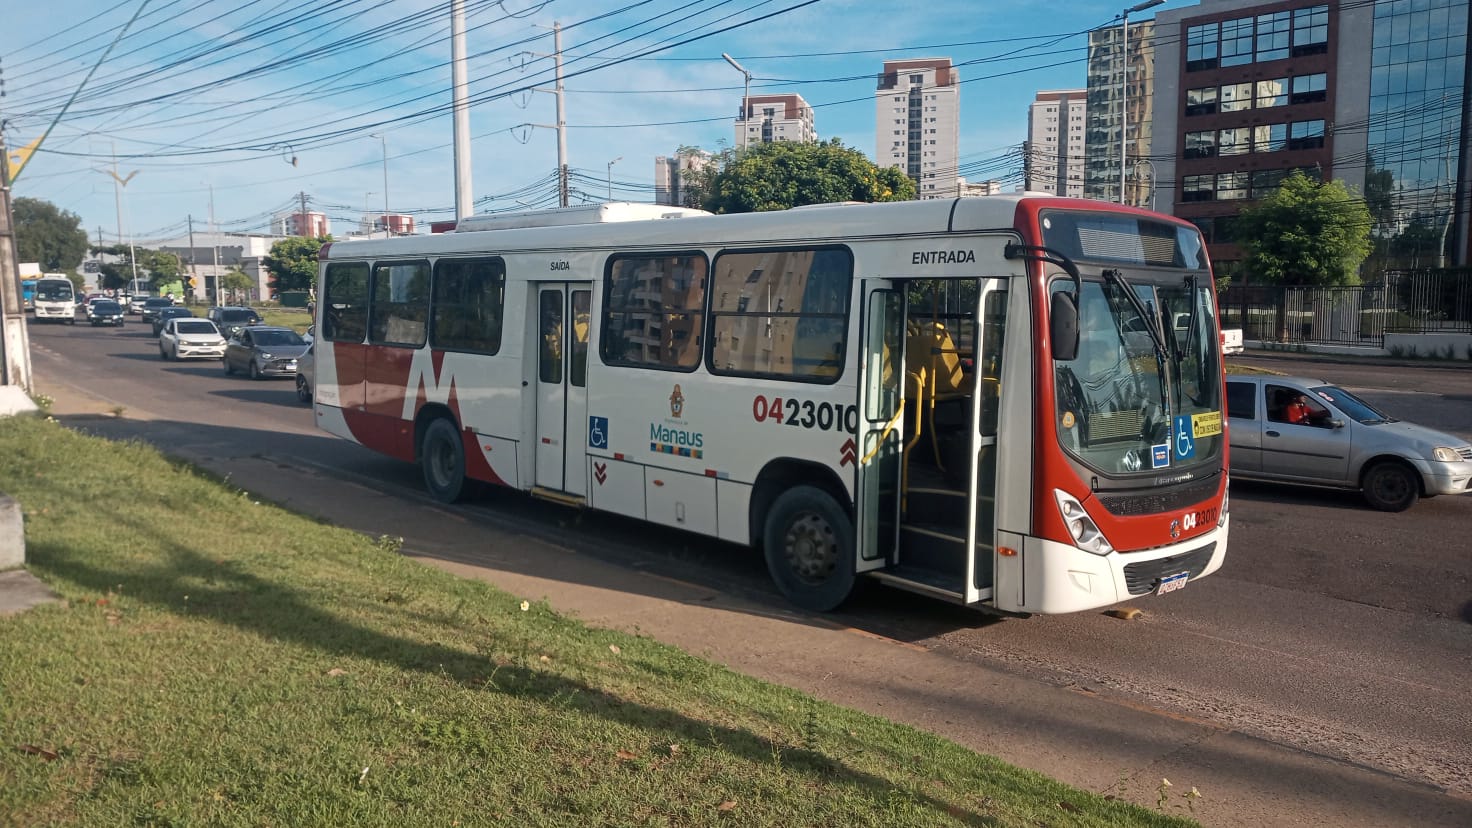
606;156;621;201
368;133;389;232
1120;0;1165;206
722;53;752;152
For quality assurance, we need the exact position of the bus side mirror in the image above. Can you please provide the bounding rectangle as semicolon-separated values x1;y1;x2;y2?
1050;292;1079;361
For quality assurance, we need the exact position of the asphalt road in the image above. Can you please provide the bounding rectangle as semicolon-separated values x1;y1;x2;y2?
21;318;1472;821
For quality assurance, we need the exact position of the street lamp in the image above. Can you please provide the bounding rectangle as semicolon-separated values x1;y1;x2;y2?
722;53;752;152
368;132;389;233
1120;0;1166;206
606;156;622;202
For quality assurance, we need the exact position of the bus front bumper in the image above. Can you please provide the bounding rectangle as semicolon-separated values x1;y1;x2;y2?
1003;518;1229;615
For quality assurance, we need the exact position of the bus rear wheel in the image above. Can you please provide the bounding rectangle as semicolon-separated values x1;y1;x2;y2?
421;417;471;503
762;486;855;612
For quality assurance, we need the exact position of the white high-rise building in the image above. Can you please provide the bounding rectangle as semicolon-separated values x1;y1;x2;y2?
654;149;714;207
875;58;960;199
1027;90;1087;197
735;93;817;147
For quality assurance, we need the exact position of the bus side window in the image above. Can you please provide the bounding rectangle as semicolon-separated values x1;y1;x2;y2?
323;262;370;342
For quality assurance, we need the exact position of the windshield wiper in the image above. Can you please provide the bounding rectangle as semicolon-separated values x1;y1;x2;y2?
1103;269;1168;362
1103;268;1172;416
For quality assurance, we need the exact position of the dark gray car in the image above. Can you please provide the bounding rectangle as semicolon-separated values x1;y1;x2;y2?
222;326;310;380
1225;375;1472;511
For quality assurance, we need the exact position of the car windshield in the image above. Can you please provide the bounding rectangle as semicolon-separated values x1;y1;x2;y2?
221;311;258;323
93;301;120;312
1310;385;1395;424
146;299;172;307
253;330;304;347
175;321;217;334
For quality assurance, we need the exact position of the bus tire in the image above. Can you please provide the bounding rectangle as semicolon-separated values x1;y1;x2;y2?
421;417;470;503
762;485;855;612
1361;460;1419;512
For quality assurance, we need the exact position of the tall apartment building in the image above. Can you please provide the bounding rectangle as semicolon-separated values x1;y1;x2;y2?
875;58;960;199
279;211;329;237
1026;90;1087;197
1085;20;1157;206
735;94;817;148
654;149;714;207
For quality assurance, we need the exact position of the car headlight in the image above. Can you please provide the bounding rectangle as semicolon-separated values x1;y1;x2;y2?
260;352;273;360
1053;489;1114;556
1431;447;1463;462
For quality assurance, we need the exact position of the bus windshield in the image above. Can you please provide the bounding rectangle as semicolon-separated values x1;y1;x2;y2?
36;282;74;301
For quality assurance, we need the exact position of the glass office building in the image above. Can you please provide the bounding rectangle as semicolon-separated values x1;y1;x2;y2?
1367;0;1469;266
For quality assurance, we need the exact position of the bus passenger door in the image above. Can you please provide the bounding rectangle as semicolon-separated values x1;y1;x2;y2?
533;283;592;496
964;280;1008;604
855;284;904;572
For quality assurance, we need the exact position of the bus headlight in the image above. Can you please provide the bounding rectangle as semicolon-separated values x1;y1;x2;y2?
1053;489;1113;556
1219;485;1230;527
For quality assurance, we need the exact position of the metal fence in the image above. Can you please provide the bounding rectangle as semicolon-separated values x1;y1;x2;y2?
1218;269;1472;347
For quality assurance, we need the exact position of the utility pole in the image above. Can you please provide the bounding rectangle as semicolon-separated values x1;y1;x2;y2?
554;22;568;207
451;0;473;221
209;185;220;306
187;215;199;301
298;190;309;234
0;126;35;391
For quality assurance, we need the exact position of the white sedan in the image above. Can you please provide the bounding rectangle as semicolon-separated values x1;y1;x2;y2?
159;318;227;361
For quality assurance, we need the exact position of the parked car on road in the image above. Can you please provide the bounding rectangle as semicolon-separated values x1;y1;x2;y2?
1226;375;1472;511
160;318;227;361
87;300;126;327
151;306;194;336
208;306;263;339
295;342;315;403
223;326;309;380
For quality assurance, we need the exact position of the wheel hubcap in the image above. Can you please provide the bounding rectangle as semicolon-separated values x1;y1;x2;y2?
783;511;837;584
429;438;454;487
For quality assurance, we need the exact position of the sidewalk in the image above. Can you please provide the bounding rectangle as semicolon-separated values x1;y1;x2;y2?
10;377;1472;827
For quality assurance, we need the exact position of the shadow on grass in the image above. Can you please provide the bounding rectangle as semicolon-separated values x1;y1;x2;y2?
33;537;1012;826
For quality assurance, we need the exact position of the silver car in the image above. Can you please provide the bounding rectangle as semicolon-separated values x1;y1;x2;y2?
1225;375;1472;511
294;342;315;403
222;326;310;380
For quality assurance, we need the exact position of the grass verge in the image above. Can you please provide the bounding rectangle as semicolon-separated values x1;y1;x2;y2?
0;418;1196;827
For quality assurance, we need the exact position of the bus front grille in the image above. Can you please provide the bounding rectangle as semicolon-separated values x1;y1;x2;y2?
1122;543;1216;595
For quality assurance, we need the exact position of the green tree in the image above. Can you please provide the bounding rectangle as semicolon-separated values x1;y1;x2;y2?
221;269;256;305
688;139;916;214
263;236;329;295
13;197;89;272
89;245;181;291
1232;172;1372;287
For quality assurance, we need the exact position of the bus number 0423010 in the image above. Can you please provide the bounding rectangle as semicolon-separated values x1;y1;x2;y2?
751;395;859;433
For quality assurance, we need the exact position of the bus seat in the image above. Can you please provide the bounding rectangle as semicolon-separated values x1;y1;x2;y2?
906;321;966;396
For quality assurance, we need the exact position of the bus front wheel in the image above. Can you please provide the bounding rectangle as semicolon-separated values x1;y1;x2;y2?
421;417;471;503
762;486;855;612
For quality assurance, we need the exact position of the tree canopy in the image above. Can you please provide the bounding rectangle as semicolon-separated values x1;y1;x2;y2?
686;139;917;214
13;197;89;272
1232;172;1372;286
263;235;329;294
90;245;183;290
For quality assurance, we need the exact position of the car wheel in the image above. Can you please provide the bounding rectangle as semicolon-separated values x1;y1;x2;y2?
159;346;168;360
762;485;856;612
1362;460;1420;512
223;356;234;375
295;375;312;403
421;417;471;503
248;360;262;380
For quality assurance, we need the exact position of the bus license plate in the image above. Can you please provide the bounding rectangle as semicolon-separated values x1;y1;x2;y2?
1156;572;1190;595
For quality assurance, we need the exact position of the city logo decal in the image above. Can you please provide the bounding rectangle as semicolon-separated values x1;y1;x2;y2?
650;383;703;459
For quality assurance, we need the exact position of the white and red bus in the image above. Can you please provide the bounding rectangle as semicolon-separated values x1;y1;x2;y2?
312;197;1229;614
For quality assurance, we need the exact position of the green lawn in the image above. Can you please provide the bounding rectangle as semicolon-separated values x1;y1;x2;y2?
0;417;1196;827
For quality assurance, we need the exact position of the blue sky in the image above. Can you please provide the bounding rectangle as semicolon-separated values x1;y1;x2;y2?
2;0;1161;246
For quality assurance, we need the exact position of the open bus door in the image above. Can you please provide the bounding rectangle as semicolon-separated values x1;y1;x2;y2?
854;284;904;574
532;282;593;499
863;277;1008;605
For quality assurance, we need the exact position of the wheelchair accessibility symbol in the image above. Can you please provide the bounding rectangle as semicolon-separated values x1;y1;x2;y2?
588;416;609;450
1172;414;1195;461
